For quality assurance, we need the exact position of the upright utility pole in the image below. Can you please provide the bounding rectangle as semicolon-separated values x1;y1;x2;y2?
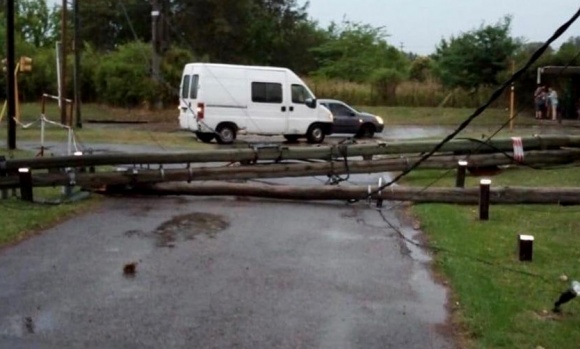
151;0;162;109
6;0;16;149
73;0;81;128
60;0;67;125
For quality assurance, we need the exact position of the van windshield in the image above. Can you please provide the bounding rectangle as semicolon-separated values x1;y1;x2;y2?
291;84;314;104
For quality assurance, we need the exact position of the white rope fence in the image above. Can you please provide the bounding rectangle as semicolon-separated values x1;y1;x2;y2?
13;114;82;156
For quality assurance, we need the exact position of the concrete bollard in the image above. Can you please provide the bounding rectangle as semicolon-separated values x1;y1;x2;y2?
479;179;491;220
455;160;468;188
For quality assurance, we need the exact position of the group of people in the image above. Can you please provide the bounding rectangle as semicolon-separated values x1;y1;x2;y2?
534;85;559;120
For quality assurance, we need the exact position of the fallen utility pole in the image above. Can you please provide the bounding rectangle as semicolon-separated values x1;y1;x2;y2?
114;182;580;205
4;135;580;171
0;149;578;189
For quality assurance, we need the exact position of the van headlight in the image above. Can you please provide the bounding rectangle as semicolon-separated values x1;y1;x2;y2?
375;116;384;125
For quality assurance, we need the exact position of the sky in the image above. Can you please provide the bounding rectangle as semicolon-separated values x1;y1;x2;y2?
302;0;580;55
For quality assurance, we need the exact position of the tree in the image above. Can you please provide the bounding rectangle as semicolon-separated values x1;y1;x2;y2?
409;56;433;82
15;0;59;48
433;16;517;90
311;20;408;82
78;0;151;51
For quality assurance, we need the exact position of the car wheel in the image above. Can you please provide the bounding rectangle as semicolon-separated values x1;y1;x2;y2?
356;124;375;138
196;132;215;143
306;124;325;144
216;124;237;144
284;135;299;143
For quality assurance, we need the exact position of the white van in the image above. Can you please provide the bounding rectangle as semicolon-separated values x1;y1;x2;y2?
178;63;334;144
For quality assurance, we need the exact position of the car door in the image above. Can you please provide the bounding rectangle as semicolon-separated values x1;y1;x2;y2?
328;102;359;133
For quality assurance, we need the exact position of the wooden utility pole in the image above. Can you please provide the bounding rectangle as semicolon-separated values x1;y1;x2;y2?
73;0;82;128
4;135;580;171
1;149;579;190
6;0;16;149
116;182;580;205
151;0;162;109
509;60;515;131
60;0;67;125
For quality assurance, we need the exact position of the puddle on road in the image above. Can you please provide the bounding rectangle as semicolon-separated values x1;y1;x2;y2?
153;212;230;247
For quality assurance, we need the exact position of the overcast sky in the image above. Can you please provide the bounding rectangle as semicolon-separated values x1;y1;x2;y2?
302;0;580;55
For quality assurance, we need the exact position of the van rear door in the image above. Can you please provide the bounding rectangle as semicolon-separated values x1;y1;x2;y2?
178;70;199;130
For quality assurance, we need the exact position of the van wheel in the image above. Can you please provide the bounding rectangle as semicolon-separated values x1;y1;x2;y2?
216;124;237;144
196;132;215;143
306;124;325;144
284;135;299;143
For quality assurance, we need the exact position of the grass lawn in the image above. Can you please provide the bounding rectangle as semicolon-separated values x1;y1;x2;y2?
403;166;580;348
358;106;539;126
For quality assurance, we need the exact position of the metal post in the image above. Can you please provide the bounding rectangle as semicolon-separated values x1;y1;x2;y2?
6;0;16;149
56;42;62;109
455;160;468;188
479;179;491;220
18;168;33;202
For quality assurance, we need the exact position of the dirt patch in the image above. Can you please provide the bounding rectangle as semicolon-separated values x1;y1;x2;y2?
153;212;229;247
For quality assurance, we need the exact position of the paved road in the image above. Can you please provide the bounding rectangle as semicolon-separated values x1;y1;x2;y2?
0;182;454;349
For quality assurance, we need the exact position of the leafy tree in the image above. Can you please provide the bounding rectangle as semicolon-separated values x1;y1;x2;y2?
554;36;580;66
15;0;59;48
409;56;433;82
93;42;157;106
311;20;408;82
78;0;151;51
433;16;517;90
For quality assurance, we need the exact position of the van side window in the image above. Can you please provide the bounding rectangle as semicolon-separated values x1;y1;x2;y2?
252;82;282;103
189;75;199;99
291;84;312;104
181;75;191;99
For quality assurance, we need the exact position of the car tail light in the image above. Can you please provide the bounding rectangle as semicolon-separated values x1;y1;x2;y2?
197;103;205;119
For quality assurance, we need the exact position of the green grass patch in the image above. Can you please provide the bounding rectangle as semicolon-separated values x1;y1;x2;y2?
0;189;100;246
357;106;536;126
404;166;580;348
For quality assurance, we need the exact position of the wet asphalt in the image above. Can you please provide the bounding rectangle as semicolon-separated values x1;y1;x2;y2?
0;129;460;348
0;194;452;349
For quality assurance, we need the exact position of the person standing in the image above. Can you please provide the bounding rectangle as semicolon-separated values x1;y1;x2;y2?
534;85;546;119
548;87;559;120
